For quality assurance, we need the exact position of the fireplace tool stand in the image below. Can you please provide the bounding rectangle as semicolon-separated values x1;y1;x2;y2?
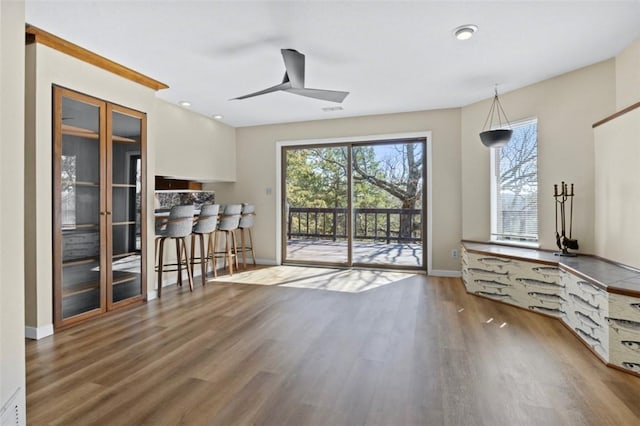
554;181;578;257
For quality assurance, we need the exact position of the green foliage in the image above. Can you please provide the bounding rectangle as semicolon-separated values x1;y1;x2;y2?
285;142;424;240
285;143;422;209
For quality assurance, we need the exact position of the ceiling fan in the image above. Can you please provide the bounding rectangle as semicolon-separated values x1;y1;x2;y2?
232;49;349;103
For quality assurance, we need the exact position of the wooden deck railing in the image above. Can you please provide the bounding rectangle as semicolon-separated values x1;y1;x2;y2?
287;207;422;243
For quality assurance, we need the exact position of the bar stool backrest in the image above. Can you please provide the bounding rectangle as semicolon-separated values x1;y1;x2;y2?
193;204;219;234
241;203;256;214
239;204;255;228
223;204;242;215
218;203;242;231
165;205;195;238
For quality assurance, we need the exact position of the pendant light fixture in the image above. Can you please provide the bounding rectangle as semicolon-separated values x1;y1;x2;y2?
479;87;512;148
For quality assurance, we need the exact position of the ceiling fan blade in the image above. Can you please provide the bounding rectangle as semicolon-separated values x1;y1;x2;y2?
286;88;349;103
234;49;349;103
281;49;305;88
231;82;291;100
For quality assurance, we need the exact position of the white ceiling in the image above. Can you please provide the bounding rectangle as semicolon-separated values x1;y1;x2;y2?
25;1;640;128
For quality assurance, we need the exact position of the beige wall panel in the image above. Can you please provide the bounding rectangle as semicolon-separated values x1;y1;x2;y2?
615;38;640;110
594;108;640;269
1;0;26;419
24;44;37;327
212;109;461;271
461;60;616;253
153;100;236;182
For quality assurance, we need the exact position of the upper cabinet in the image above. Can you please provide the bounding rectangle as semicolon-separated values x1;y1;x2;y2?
53;86;147;329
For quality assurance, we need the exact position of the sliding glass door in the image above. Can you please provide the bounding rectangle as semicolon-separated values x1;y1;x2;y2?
283;138;425;270
352;141;423;267
284;146;350;265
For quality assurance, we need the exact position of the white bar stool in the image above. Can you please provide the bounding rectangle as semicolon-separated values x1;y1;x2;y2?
235;204;256;269
155;204;195;297
212;204;242;276
190;203;219;286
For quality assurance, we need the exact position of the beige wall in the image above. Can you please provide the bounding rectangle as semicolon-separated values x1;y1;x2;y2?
1;0;26;421
154;100;236;182
615;39;640;110
24;42;236;331
209;108;462;272
593;108;640;269
461;60;616;253
590;38;640;270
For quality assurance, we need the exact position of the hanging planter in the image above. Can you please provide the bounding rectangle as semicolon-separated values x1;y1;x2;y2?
480;128;513;148
479;87;513;148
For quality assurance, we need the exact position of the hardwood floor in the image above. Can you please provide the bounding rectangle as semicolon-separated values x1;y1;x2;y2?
26;267;640;425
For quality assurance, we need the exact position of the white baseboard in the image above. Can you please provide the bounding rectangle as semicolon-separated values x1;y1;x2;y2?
147;290;158;301
25;324;54;340
429;269;462;278
255;258;278;266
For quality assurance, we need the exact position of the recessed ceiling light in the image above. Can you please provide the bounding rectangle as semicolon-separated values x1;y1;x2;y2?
212;115;223;120
179;101;191;107
453;24;478;41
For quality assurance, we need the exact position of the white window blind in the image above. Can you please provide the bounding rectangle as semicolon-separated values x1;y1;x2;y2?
491;118;538;243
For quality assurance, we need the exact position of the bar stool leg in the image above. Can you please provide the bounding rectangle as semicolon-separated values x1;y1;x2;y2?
231;229;239;271
157;237;166;298
206;231;215;275
181;236;194;291
199;233;206;286
225;231;233;276
190;234;196;280
176;238;183;287
248;228;256;266
239;229;247;269
211;231;218;278
155;236;161;269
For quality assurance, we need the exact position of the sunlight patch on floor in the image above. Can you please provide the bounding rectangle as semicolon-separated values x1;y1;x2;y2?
211;266;416;293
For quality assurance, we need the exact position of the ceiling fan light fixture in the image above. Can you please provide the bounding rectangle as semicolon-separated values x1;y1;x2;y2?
453;24;478;40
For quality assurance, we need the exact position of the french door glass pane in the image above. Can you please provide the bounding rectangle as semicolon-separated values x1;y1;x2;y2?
111;110;143;303
352;141;423;267
285;146;349;264
60;96;102;319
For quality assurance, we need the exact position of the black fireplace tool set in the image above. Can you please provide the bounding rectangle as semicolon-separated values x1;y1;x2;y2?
554;181;578;256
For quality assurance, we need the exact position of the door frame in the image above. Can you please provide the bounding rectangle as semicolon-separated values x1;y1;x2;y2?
275;131;433;272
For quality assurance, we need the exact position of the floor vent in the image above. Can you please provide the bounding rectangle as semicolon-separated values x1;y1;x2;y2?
0;388;22;426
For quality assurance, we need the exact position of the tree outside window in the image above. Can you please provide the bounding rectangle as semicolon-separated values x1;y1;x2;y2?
492;119;538;243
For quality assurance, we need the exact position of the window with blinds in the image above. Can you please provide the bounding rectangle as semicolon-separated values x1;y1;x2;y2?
491;118;538;243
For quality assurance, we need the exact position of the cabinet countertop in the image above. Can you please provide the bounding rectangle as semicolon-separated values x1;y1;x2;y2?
462;240;640;297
